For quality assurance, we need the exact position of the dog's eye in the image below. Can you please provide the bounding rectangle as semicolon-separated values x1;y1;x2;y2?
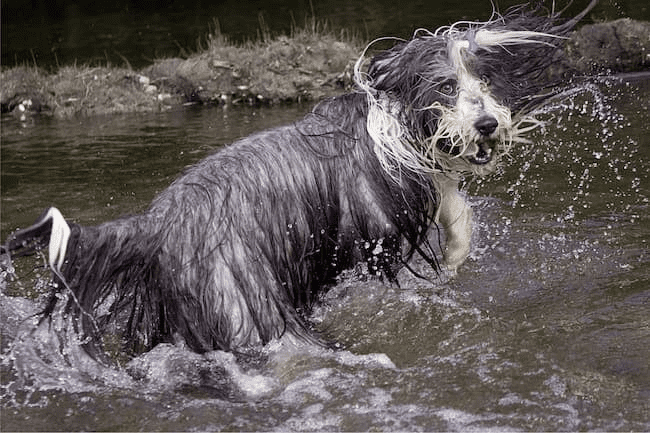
479;75;492;92
439;80;456;96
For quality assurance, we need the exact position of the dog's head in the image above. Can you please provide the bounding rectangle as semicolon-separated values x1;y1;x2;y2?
356;2;597;178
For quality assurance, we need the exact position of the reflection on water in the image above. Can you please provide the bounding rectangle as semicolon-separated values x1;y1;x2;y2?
1;105;312;232
1;77;649;431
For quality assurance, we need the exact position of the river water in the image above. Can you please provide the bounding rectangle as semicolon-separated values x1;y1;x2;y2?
1;72;649;430
2;0;650;427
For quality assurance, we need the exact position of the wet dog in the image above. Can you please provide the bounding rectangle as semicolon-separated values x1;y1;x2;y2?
1;3;596;359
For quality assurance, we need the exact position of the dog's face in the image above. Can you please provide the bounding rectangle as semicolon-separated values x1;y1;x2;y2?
430;50;513;176
365;33;515;177
357;18;572;179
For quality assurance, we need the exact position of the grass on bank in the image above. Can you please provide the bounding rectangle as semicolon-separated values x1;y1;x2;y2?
0;17;364;117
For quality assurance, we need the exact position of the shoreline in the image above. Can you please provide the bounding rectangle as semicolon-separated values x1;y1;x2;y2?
2;18;649;119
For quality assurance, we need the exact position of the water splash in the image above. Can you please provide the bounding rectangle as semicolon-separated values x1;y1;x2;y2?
472;78;647;225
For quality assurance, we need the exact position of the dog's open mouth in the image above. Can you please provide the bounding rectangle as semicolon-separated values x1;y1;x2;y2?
467;140;495;165
436;139;496;165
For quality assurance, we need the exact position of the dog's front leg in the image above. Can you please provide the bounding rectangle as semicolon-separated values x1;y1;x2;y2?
435;176;473;272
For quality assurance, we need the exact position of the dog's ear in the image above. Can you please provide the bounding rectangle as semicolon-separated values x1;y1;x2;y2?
367;38;452;101
367;42;412;93
366;37;454;139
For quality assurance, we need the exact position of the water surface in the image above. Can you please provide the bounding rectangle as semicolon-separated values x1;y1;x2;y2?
1;77;649;430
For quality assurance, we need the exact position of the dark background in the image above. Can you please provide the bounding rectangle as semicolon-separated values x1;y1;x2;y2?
2;0;646;70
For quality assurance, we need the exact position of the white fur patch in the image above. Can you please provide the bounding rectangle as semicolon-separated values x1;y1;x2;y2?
46;207;70;272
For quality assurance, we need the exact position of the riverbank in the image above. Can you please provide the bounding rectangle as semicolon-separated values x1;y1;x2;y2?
2;18;649;118
1;20;361;118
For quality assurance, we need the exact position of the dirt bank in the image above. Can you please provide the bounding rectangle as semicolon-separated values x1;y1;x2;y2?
1;24;361;118
2;19;649;118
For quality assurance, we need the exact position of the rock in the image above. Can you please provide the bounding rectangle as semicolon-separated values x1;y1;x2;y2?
138;75;151;85
565;19;650;73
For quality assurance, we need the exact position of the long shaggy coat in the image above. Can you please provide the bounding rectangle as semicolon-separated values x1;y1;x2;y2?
8;94;439;357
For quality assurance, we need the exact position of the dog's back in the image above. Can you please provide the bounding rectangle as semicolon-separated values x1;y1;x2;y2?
4;93;439;357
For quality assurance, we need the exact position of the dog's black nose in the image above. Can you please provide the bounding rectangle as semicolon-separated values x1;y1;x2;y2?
474;115;498;136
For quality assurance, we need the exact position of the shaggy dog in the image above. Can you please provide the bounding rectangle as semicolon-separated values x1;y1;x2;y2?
1;2;596;359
